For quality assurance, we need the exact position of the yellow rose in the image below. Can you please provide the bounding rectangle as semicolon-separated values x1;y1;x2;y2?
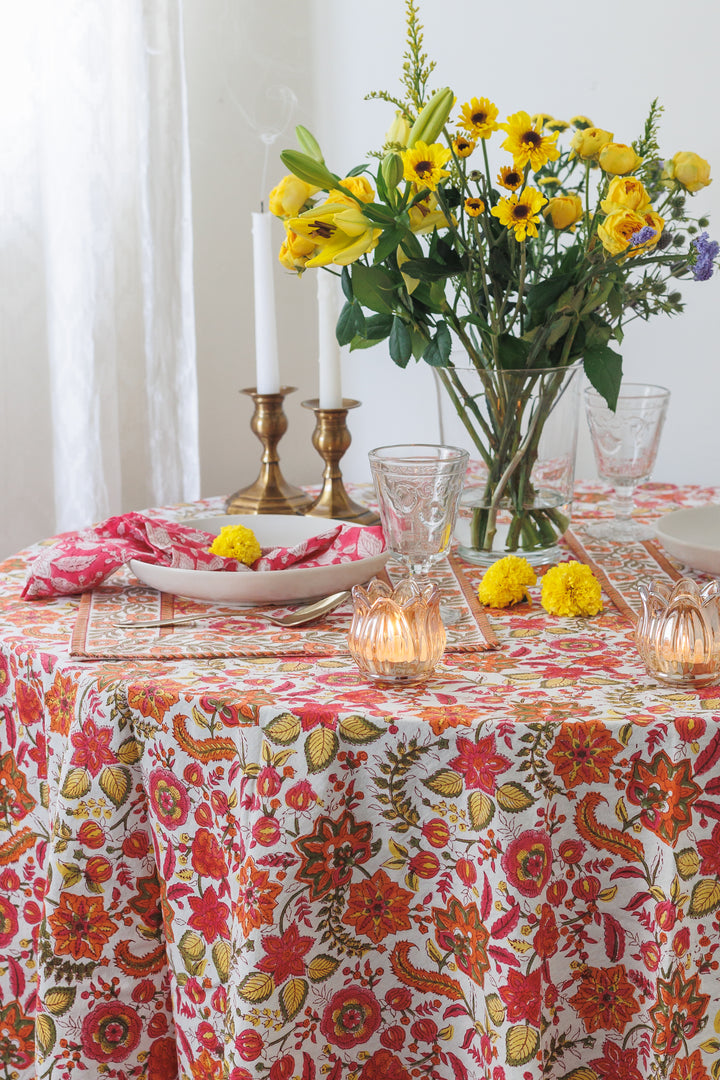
268;174;320;219
664;151;712;193
543;193;583;230
598;142;642;175
328;175;376;205
600;176;652;214
569;126;613;159
278;227;317;272
597;208;663;257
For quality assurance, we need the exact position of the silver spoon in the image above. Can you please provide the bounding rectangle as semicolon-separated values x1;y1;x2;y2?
113;590;351;629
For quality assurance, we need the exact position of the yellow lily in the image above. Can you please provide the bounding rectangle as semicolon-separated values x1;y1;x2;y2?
288;200;381;267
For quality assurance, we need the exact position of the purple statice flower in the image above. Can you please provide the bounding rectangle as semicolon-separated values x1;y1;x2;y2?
630;226;657;247
690;230;719;281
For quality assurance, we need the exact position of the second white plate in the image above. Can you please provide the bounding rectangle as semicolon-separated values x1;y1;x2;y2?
655;506;720;575
129;514;388;605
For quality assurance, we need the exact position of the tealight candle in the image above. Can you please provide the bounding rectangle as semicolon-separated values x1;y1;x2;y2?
252;210;280;394
348;577;446;685
636;577;720;687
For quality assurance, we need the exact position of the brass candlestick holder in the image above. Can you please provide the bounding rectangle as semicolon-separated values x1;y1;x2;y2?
301;398;380;524
226;387;313;515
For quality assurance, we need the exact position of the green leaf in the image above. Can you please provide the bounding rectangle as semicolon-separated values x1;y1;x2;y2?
352;301;367;335
607;284;624;320
497;333;530;370
374;227;406;265
340;266;353;302
526;273;573;317
389;316;412;367
398;256;459;282
358;202;397;225
422;322;452;367
583;345;623;409
351;263;396;314
336;301;356;346
361;313;394;341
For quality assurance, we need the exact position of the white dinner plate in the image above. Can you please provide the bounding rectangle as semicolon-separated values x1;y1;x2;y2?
128;514;388;605
654;506;720;575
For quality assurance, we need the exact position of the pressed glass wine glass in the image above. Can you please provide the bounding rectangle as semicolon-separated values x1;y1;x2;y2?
584;383;670;542
368;444;468;587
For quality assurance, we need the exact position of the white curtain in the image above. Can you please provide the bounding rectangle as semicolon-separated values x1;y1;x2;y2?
0;0;199;560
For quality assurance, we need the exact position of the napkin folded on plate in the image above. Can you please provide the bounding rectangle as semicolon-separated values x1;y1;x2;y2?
22;513;385;600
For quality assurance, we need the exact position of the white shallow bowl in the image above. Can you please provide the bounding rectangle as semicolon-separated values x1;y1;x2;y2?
655;506;720;576
129;514;388;605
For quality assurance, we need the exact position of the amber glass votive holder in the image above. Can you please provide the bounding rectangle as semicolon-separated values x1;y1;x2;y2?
635;577;720;688
348;577;446;685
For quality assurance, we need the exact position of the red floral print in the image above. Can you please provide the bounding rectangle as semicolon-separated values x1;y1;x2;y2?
626;750;700;844
147;1036;179;1080
235;858;283;937
70;718;116;776
569;964;639;1034
499;968;542;1025
150;768;190;830
256;923;313;984
81;1001;142;1063
48;893;117;961
547;720;622;789
187;885;230;943
343;868;413;943
501;829;552;898
359;1048;411;1080
449;734;511;791
432;897;490;986
319;985;381;1048
697;820;720;876
589;1039;643;1080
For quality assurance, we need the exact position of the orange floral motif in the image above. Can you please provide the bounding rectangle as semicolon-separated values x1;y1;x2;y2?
626;750;701;844
649;968;710;1055
293;810;375;899
49;893;117;961
547;720;622;788
432;897;490;987
419;705;476;735
569;964;639;1034
669;1049;711;1080
235;858;283;937
0;1001;35;1070
191;828;228;879
45;668;79;735
0;751;35;824
343;868;413;943
189;1048;224;1079
359;1048;411;1080
127;682;179;724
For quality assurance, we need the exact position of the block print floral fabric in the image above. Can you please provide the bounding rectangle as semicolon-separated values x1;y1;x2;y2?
1;487;720;1080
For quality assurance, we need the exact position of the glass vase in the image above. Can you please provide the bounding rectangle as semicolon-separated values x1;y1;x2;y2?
435;362;582;566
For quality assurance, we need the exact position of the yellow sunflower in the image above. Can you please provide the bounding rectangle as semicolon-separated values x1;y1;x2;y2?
500;111;560;171
496;165;524;192
464;197;485;217
457;97;499;140
401;140;452;190
453;135;476;158
490;187;547;241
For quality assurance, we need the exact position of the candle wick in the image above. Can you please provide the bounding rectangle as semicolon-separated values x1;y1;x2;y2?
260;200;265;214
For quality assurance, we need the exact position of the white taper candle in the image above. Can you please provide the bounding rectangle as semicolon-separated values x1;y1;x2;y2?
252;211;280;394
317;270;343;409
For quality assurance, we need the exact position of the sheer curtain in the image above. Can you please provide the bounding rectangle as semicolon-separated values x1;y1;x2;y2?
0;0;199;560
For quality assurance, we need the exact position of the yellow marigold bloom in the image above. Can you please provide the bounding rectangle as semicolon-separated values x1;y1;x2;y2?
570;127;614;160
457;97;499;140
401;140;452;190
600;176;652;215
407;192;452;234
496;165;523;192
491;187;547;241
328;175;376;205
278;226;317;272
663;151;712;193
477;556;536;608
464;197;485;217
540;561;602;617
500;111;560;172
210;525;262;566
597;208;664;257
453;135;476;158
288;200;381;267
598;142;642;176
544;193;583;230
268;174;320;219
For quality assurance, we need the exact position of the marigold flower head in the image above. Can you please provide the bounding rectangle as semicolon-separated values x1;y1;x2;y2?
546;119;569;133
477;556;537;608
540;561;602;617
401;140;452;190
531;113;554;130
496;165;524;192
465;197;485;217
453;135;476;158
209;525;262;566
457;97;499;140
500;111;560;172
570;115;594;130
491;187;547;241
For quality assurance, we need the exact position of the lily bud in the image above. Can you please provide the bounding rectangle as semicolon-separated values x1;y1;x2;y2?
408;87;454;148
280;149;338;192
295;125;325;163
381;152;404;191
385;110;410;149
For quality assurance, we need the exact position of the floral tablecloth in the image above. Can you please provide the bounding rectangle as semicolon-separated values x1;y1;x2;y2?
2;484;720;1080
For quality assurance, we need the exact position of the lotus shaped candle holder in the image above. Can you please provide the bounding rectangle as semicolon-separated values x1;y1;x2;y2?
348;577;446;685
636;577;720;687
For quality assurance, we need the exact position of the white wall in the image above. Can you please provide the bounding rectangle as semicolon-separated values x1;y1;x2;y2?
186;0;720;497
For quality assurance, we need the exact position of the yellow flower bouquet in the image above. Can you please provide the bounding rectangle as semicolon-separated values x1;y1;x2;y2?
271;1;716;564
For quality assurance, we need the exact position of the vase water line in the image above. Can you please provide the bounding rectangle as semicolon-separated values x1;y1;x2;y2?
435;363;582;565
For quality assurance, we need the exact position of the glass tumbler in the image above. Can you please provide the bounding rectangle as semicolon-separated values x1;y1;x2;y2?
368;444;469;581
